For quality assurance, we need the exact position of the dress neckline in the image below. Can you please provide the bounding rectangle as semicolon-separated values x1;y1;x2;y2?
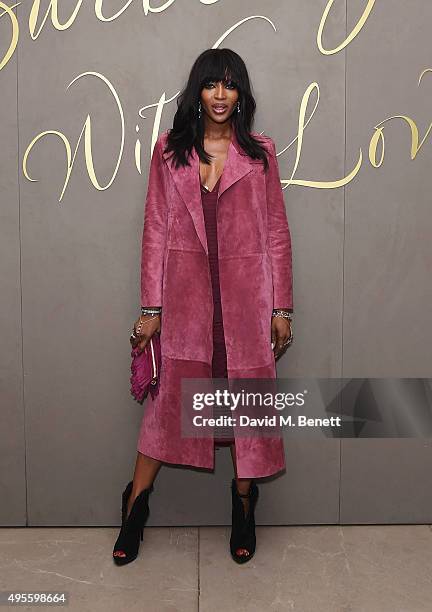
200;174;222;194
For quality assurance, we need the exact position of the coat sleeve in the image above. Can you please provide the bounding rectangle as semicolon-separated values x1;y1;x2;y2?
265;138;294;311
140;136;168;308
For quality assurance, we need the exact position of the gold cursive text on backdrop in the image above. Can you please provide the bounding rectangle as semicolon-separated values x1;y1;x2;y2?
317;0;375;55
23;68;432;200
22;71;125;201
9;3;431;197
0;0;222;70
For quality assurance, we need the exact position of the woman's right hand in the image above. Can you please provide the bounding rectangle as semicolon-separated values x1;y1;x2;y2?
130;314;161;351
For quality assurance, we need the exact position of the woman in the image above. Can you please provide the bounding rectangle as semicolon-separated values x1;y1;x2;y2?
113;48;293;566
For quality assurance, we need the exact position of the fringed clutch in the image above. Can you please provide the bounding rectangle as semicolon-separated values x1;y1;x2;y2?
130;332;161;403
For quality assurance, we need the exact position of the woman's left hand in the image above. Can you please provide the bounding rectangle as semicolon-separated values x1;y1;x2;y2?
271;317;292;360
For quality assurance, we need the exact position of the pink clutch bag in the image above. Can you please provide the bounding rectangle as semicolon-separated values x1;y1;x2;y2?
130;332;162;403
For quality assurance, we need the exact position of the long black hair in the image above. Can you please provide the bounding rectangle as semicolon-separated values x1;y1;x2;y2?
164;48;270;171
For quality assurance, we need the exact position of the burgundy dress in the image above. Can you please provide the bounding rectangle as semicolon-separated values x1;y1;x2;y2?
200;175;234;444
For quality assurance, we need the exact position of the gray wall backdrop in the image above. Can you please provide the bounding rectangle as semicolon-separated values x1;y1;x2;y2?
1;0;432;526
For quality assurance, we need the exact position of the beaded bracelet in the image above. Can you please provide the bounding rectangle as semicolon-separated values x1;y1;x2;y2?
141;306;162;316
272;309;293;321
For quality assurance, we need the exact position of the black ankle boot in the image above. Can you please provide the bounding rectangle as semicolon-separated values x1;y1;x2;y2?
112;480;153;566
229;478;259;564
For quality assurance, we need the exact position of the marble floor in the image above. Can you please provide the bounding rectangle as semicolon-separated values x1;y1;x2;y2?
1;525;431;611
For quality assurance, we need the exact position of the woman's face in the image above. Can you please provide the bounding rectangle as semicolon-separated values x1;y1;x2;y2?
200;76;239;124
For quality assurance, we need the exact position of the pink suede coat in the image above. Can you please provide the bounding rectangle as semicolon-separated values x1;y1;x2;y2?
136;127;293;478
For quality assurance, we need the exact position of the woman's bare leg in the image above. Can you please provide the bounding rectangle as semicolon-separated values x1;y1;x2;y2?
229;442;251;492
229;442;252;558
113;452;161;559
126;451;162;518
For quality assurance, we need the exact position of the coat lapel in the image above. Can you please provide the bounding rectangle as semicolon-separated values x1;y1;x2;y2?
162;128;255;255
